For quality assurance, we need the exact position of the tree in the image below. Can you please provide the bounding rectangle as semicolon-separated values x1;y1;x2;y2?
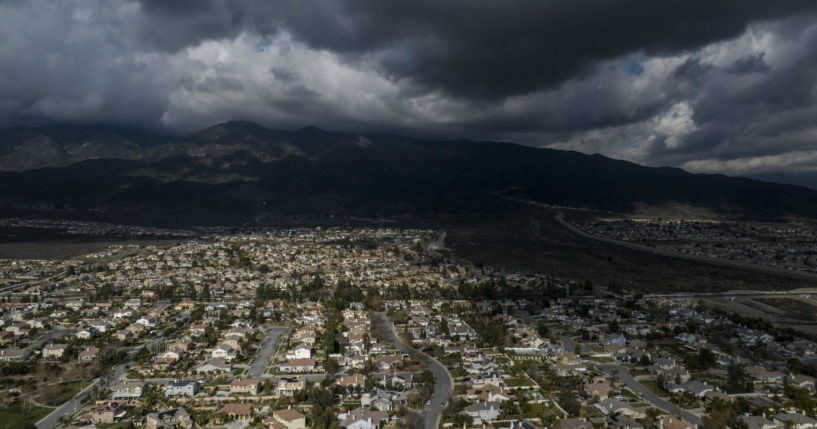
200;284;211;301
558;392;582;416
537;321;549;337
726;362;751;393
325;358;339;377
439;318;450;336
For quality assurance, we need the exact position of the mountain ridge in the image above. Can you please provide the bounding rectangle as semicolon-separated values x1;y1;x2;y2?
0;121;816;225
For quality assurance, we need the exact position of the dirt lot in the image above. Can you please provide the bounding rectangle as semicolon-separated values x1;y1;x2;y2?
437;205;817;293
703;295;817;335
0;238;183;260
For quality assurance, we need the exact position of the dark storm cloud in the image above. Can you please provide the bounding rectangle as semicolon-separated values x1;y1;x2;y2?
726;53;771;74
1;0;817;176
135;0;817;100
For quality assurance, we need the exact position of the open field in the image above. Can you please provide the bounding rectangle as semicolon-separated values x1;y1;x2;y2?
0;227;185;259
753;298;817;322
37;381;85;407
702;296;817;336
436;205;817;293
0;400;52;429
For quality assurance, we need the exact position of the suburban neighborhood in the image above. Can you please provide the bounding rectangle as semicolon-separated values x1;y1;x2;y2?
1;226;816;429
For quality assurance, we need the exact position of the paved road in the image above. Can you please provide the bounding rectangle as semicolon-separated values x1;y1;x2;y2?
36;380;100;429
248;327;288;378
560;336;578;353
0;269;67;297
25;329;73;356
375;313;452;429
598;364;702;426
37;331;168;428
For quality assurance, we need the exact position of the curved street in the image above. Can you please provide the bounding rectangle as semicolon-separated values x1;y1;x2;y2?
375;312;453;429
598;364;703;427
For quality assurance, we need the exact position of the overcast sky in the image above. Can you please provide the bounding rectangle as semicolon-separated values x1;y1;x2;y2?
2;0;817;176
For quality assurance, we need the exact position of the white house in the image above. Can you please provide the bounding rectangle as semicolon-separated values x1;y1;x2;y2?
212;344;237;361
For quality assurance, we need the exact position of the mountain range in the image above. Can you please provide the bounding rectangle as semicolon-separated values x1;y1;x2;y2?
1;121;816;225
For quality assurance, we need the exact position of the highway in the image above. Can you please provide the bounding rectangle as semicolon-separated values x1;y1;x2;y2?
248;327;288;378
375;312;452;429
597;364;702;427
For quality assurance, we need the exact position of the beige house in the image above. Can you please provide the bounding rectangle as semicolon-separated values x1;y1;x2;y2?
89;402;126;424
230;378;261;395
42;343;67;359
271;408;306;429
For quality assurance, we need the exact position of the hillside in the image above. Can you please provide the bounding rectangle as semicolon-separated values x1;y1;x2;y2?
0;121;816;225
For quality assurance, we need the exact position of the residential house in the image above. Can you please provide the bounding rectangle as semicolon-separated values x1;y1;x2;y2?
610;413;644;429
285;344;313;360
212;344;237;361
276;377;306;396
338;374;367;389
279;358;317;373
165;380;200;397
788;375;815;392
742;415;779;429
773;413;817;429
145;408;192;429
0;347;31;362
112;381;144;400
195;358;232;374
561;418;594;429
78;346;100;362
340;408;389;429
230;378;261;395
271;408;307;429
89;402;126;424
509;420;544;429
746;365;785;385
464;401;501;424
584;381;613;400
42;343;67;359
217;403;254;421
594;399;643;418
658;415;697;429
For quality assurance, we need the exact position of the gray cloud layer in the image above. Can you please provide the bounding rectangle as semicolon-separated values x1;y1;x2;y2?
1;0;817;175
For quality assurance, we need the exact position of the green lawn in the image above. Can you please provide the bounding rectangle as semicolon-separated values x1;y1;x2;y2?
39;381;85;406
580;405;603;418
0;400;52;429
640;380;666;396
585;355;614;363
620;388;638;398
505;377;531;387
342;401;361;410
99;422;135;429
